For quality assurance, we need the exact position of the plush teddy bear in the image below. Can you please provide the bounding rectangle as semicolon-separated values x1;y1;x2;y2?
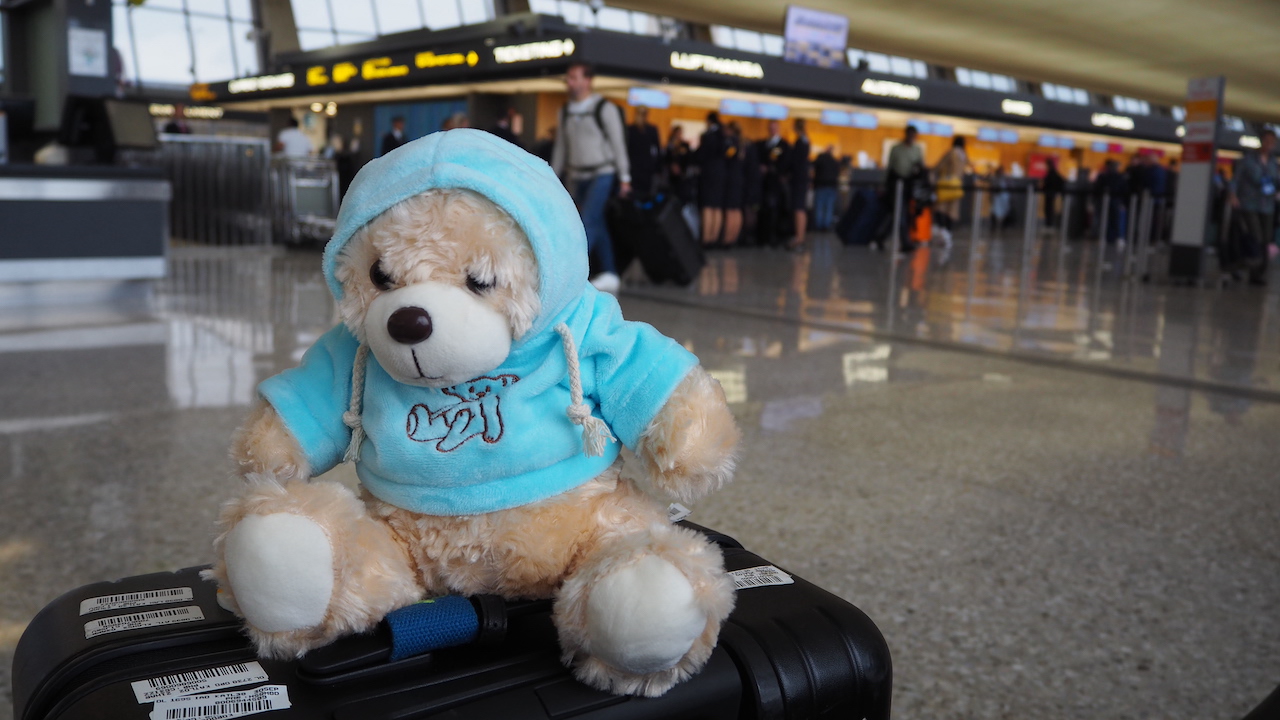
203;129;741;697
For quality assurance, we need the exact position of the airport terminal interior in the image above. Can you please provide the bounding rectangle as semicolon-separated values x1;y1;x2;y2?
2;1;1279;719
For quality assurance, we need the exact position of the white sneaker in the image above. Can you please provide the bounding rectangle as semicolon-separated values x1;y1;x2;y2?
590;271;621;294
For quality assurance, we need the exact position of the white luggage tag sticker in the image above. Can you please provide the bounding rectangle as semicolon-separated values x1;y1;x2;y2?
667;503;692;523
84;606;204;639
729;565;795;590
81;587;194;615
149;685;290;720
132;662;270;703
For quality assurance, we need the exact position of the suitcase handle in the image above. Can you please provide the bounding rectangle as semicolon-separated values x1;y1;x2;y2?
386;594;507;661
299;594;508;676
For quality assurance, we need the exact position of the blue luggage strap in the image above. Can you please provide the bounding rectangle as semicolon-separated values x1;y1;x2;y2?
384;594;508;661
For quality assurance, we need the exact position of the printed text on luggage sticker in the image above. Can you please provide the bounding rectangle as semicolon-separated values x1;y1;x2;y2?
667;503;692;523
132;662;270;703
149;685;290;720
84;606;205;639
80;587;194;615
729;565;795;590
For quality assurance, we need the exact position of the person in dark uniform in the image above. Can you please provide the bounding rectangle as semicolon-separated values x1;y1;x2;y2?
741;134;762;245
788;117;812;250
664;125;692;201
696;112;726;247
721;121;746;247
625;106;662;198
381;116;408;156
756;119;791;248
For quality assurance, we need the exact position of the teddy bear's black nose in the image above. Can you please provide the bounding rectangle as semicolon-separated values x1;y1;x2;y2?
387;306;433;344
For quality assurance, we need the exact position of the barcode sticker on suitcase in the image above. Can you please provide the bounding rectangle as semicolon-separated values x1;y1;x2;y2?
132;662;270;703
730;565;795;590
149;685;290;720
84;606;205;639
80;587;194;615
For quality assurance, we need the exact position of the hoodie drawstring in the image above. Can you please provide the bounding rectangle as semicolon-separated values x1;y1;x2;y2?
554;322;615;457
341;325;613;463
343;343;370;463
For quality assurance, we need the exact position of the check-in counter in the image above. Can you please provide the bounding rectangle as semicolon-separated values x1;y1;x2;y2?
0;165;170;282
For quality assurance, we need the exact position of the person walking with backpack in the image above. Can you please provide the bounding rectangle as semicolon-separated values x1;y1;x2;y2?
551;62;631;293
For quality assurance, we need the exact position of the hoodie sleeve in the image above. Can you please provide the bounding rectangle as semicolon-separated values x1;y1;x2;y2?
257;324;360;477
579;292;698;450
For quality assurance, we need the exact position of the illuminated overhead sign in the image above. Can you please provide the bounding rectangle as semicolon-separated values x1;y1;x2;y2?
361;57;409;80
718;99;788;119
417;50;479;69
821;109;878;129
669;52;765;79
228;72;294;94
908;119;952;137
1038;134;1074;149
1090;112;1135;131
978;127;1020;143
494;38;575;64
628;87;670;109
306;47;480;87
861;78;919;100
1240;135;1262;148
1001;99;1033;116
152;103;224;119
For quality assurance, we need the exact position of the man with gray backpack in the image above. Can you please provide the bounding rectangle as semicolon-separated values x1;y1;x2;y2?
551;62;631;294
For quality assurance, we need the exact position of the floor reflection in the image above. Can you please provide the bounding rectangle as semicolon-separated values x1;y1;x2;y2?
632;230;1280;415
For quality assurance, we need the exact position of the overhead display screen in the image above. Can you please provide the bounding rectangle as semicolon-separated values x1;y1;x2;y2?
783;5;848;69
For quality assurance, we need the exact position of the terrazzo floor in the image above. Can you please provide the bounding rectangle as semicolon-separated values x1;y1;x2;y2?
2;237;1277;719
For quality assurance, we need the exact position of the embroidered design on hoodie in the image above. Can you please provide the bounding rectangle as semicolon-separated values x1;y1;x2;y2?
406;375;520;452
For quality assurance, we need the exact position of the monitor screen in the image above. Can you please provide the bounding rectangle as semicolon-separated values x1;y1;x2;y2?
627;87;670;109
104;99;159;149
783;5;848;68
719;98;757;118
821;109;851;126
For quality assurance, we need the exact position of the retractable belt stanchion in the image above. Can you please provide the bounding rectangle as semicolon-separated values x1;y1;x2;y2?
1095;191;1111;288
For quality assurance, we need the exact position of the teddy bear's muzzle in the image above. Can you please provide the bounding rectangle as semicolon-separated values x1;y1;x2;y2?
387;306;434;345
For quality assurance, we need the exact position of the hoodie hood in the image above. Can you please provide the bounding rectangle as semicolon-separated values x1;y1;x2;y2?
322;128;589;344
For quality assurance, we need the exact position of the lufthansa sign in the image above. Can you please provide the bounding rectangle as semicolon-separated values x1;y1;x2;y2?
493;39;575;64
861;79;920;100
669;52;765;79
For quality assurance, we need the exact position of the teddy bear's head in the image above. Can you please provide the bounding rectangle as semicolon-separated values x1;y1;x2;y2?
333;188;541;388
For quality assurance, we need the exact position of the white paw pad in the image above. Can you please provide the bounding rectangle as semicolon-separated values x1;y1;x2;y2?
585;555;707;675
223;513;334;633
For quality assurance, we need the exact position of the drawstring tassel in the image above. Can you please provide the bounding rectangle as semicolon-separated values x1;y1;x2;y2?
554;322;615;457
343;343;370;463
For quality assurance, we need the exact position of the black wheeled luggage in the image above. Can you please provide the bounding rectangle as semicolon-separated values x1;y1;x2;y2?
12;524;892;720
836;188;881;246
607;194;704;286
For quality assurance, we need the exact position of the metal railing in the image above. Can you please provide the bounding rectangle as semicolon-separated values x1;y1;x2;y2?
122;135;340;246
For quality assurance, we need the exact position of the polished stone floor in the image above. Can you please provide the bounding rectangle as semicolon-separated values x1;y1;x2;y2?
2;236;1277;720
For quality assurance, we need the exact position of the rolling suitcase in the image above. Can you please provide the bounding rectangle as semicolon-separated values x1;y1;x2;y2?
836;189;881;246
13;524;891;720
608;194;704;286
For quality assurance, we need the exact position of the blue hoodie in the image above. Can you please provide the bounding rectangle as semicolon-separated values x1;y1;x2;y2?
258;129;698;516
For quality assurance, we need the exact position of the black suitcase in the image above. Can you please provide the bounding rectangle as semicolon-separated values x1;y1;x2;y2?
608;194;704;286
13;525;891;720
836;189;881;247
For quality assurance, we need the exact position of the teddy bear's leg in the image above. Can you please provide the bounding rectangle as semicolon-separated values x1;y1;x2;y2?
554;521;736;697
203;476;423;659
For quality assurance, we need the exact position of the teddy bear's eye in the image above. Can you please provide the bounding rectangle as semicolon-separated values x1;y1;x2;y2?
466;274;494;295
370;261;395;291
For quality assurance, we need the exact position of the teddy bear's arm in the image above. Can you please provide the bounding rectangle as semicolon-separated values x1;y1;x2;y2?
633;366;740;504
230;400;312;483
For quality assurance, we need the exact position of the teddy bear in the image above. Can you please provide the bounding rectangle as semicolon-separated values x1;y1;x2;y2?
203;128;742;697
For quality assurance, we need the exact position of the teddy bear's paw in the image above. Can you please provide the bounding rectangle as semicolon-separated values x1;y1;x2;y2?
223;512;334;634
585;555;707;676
